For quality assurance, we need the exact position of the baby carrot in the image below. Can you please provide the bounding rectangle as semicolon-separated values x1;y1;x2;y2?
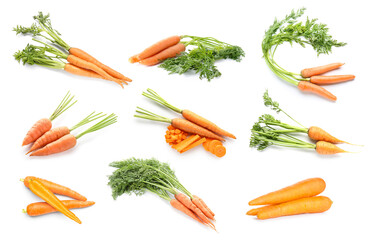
301;63;345;78
25;200;95;216
310;75;355;85
297;81;337;101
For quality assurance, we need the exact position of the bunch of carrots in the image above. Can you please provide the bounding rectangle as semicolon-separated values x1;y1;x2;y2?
22;176;94;223
247;178;332;219
250;91;359;155
22;91;117;156
108;158;216;230
14;12;131;87
134;89;234;157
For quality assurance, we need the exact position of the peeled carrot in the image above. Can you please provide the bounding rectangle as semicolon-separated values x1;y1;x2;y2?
249;178;326;206
213;145;226;157
193;195;215;217
173;135;200;152
257;196;333;220
315;141;347;154
310;75;355;85
25;200;95;216
301;63;344;78
208;140;223;153
297;81;337;101
308;126;347;144
23;176;87;201
191;197;215;221
180;137;206;153
139;43;186;66
172;118;225;141
170;198;203;225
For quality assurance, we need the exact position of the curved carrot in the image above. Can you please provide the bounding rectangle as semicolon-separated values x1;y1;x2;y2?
23;176;87;201
22;118;52;146
25;200;95;216
308;126;347;144
64;63;107;80
172;118;224;141
133;35;181;62
169;199;203;225
310;75;355;85
249;178;326;205
193;195;215;217
27;126;70;154
27;178;81;224
301;63;344;78
315;141;347;154
139;43;186;66
257;196;333;220
191;197;215;221
30;134;77;156
297;81;337;101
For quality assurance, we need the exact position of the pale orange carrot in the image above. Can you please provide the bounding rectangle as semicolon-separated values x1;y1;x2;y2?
308;126;348;144
139;43;186;66
310;75;355;85
170;198;203;225
315;141;347;155
180;137;206;153
301;63;344;78
297;81;337;101
25;200;95;216
246;205;274;216
249;178;326;205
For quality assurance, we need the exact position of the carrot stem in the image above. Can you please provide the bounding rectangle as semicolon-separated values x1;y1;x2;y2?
69;112;106;131
49;91;77;121
75;113;117;139
142;89;182;113
134;107;172;123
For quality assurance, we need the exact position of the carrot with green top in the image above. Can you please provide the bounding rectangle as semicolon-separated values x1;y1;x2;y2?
139;43;186;66
22;91;76;146
24;200;95;216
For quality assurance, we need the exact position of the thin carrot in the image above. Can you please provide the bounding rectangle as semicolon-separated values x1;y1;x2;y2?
213;145;226;157
180;137;206;153
131;35;181;62
191;197;215;221
246;205;273;216
23;176;87;201
297;81;337;101
310;75;355;85
139;43;186;66
249;178;326;205
22;91;76;146
193;195;215;217
173;135;200;152
308;126;348;144
257;196;333;220
315;141;347;154
301;63;345;78
27;178;81;224
169;198;203;225
25;200;95;216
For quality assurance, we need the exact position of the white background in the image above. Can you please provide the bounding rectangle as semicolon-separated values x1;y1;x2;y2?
1;0;373;239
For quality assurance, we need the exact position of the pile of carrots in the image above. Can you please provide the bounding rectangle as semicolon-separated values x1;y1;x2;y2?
22;176;94;223
22;91;117;156
247;178;332;219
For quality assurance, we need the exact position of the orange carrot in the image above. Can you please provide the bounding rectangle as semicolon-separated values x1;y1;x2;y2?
193;195;215;217
308;126;348;144
173;135;201;152
25;200;95;216
30;134;77;156
172;118;225;141
310;75;355;85
257;196;333;220
180;137;206;153
203;139;213;151
139;43;186;66
208;140;223;153
170;198;203;225
249;178;326;205
213;145;226;157
132;35;181;62
297;81;337;101
23;176;87;201
301;63;345;78
27;126;70;154
315;141;347;154
246;205;273;216
191;197;215;221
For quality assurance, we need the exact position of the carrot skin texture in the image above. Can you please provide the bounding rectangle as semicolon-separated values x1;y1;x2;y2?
136;35;181;61
257;196;333;220
315;141;347;155
139;43;186;66
297;81;337;101
26;200;95;216
30;134;77;156
24;176;87;201
308;126;346;144
22;118;52;146
27;126;70;154
249;178;326;205
172;118;225;141
193;195;215;217
310;75;355;85
301;63;345;78
170;199;203;225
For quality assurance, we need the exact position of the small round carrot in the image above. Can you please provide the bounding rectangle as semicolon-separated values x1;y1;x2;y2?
23;176;87;201
257;196;333;220
169;198;203;225
213;145;226;157
202;139;213;151
25;200;95;216
139;43;186;66
297;81;337;101
308;126;347;144
191;197;215;221
310;75;355;85
249;178;326;206
133;35;181;62
208;140;223;153
192;195;215;217
172;118;224;141
301;63;345;78
315;141;347;155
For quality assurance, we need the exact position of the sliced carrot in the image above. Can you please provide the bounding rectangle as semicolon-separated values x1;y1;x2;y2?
208;140;223;153
180;138;206;153
203;139;213;151
213;145;226;157
173;135;201;152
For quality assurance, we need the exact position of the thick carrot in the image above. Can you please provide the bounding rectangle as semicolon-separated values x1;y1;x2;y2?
169;198;203;225
172;118;225;141
27;126;70;154
297;81;337;101
249;178;326;205
191;197;215;221
193;195;215;217
139;43;186;66
180;137;206;153
133;35;181;62
301;63;344;78
246;205;273;216
257;196;333;220
69;47;132;82
213;145;226;157
23;176;87;201
308;126;347;144
310;75;355;85
22;118;52;146
30;134;77;156
25;200;95;216
315;141;347;154
27;178;81;224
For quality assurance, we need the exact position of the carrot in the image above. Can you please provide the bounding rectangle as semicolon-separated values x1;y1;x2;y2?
246;205;273;216
139;43;186;66
22;91;76;146
27;178;81;224
257;196;333;220
315;141;347;155
297;81;337;101
169;198;203;225
23;176;87;201
69;47;132;82
180;137;206;153
308;126;348;144
172;118;224;141
191;197;215;221
193;195;215;217
131;35;181;62
203;139;213;151
25;200;95;216
64;63;119;83
249;178;326;205
173;135;201;152
213;145;226;157
301;63;345;78
310;75;355;85
208;140;223;153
